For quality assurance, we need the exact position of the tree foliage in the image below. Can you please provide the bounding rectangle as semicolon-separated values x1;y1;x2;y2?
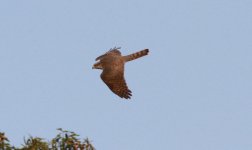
0;128;95;150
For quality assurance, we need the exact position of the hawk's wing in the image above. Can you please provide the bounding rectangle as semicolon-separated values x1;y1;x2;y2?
100;71;132;99
95;54;106;61
95;49;121;61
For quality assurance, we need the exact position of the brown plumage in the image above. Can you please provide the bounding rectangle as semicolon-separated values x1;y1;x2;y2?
92;47;149;99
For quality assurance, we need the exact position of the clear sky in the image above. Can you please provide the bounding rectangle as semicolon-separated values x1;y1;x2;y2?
0;0;252;150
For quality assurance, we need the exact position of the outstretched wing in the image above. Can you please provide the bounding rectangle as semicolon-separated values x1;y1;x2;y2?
101;71;132;99
95;54;106;61
95;48;122;61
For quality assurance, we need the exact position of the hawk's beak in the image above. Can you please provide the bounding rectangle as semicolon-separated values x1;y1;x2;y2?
92;63;96;69
92;61;102;70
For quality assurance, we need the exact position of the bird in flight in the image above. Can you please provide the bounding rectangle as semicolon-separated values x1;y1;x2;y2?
92;47;149;99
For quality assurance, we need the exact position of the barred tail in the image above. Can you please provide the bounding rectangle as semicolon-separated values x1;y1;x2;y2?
123;49;149;62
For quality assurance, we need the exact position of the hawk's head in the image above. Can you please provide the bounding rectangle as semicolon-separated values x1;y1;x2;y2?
93;47;121;70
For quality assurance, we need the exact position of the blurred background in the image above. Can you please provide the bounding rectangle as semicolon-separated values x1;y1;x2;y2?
0;0;252;149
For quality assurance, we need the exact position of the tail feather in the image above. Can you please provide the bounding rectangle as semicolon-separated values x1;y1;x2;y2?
123;49;149;62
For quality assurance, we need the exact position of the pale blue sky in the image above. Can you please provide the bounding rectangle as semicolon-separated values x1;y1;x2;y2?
0;0;252;150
